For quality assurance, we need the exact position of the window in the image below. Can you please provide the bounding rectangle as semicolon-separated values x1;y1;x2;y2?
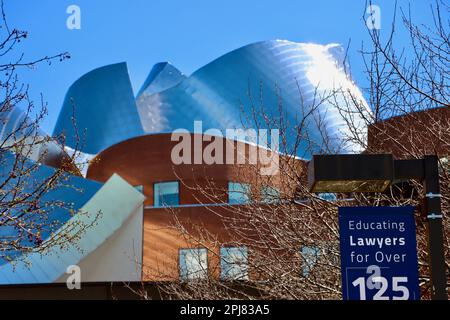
179;248;208;280
154;181;179;207
301;246;320;277
220;247;248;281
317;193;337;201
261;186;280;203
228;182;251;204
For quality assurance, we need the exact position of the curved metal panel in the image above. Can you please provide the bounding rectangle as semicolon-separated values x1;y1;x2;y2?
0;151;102;266
136;62;186;132
53;62;144;154
137;40;371;157
136;62;185;98
0;107;79;173
0;173;145;284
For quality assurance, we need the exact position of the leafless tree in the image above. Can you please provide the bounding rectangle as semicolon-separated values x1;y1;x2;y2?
140;1;449;300
0;0;96;265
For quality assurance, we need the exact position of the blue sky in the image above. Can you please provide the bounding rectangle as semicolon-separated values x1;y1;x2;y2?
6;0;441;133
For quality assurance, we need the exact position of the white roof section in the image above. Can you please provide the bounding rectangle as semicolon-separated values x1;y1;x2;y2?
0;174;145;284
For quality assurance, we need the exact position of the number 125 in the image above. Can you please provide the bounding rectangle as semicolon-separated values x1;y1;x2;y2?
352;276;410;300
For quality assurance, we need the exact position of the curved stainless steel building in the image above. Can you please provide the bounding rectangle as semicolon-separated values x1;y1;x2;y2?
136;40;371;156
53;40;371;157
53;62;144;154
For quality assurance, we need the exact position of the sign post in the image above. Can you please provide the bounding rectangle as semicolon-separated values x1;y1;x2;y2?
309;154;447;299
339;206;420;300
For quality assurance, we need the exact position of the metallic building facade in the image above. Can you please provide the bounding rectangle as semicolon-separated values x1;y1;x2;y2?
136;62;185;98
53;62;144;154
0;106;77;171
136;40;371;157
0;151;102;266
53;40;371;158
136;62;186;133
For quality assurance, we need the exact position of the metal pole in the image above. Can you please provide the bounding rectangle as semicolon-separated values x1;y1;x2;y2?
423;155;448;300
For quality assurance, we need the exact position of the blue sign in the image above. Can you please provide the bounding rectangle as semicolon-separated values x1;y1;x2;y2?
339;206;420;300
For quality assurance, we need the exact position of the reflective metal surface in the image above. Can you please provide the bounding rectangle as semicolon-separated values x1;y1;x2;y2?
136;62;186;132
52;40;371;157
0;173;144;284
137;40;371;157
53;62;144;154
0;151;102;265
0;106;75;171
136;62;185;98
